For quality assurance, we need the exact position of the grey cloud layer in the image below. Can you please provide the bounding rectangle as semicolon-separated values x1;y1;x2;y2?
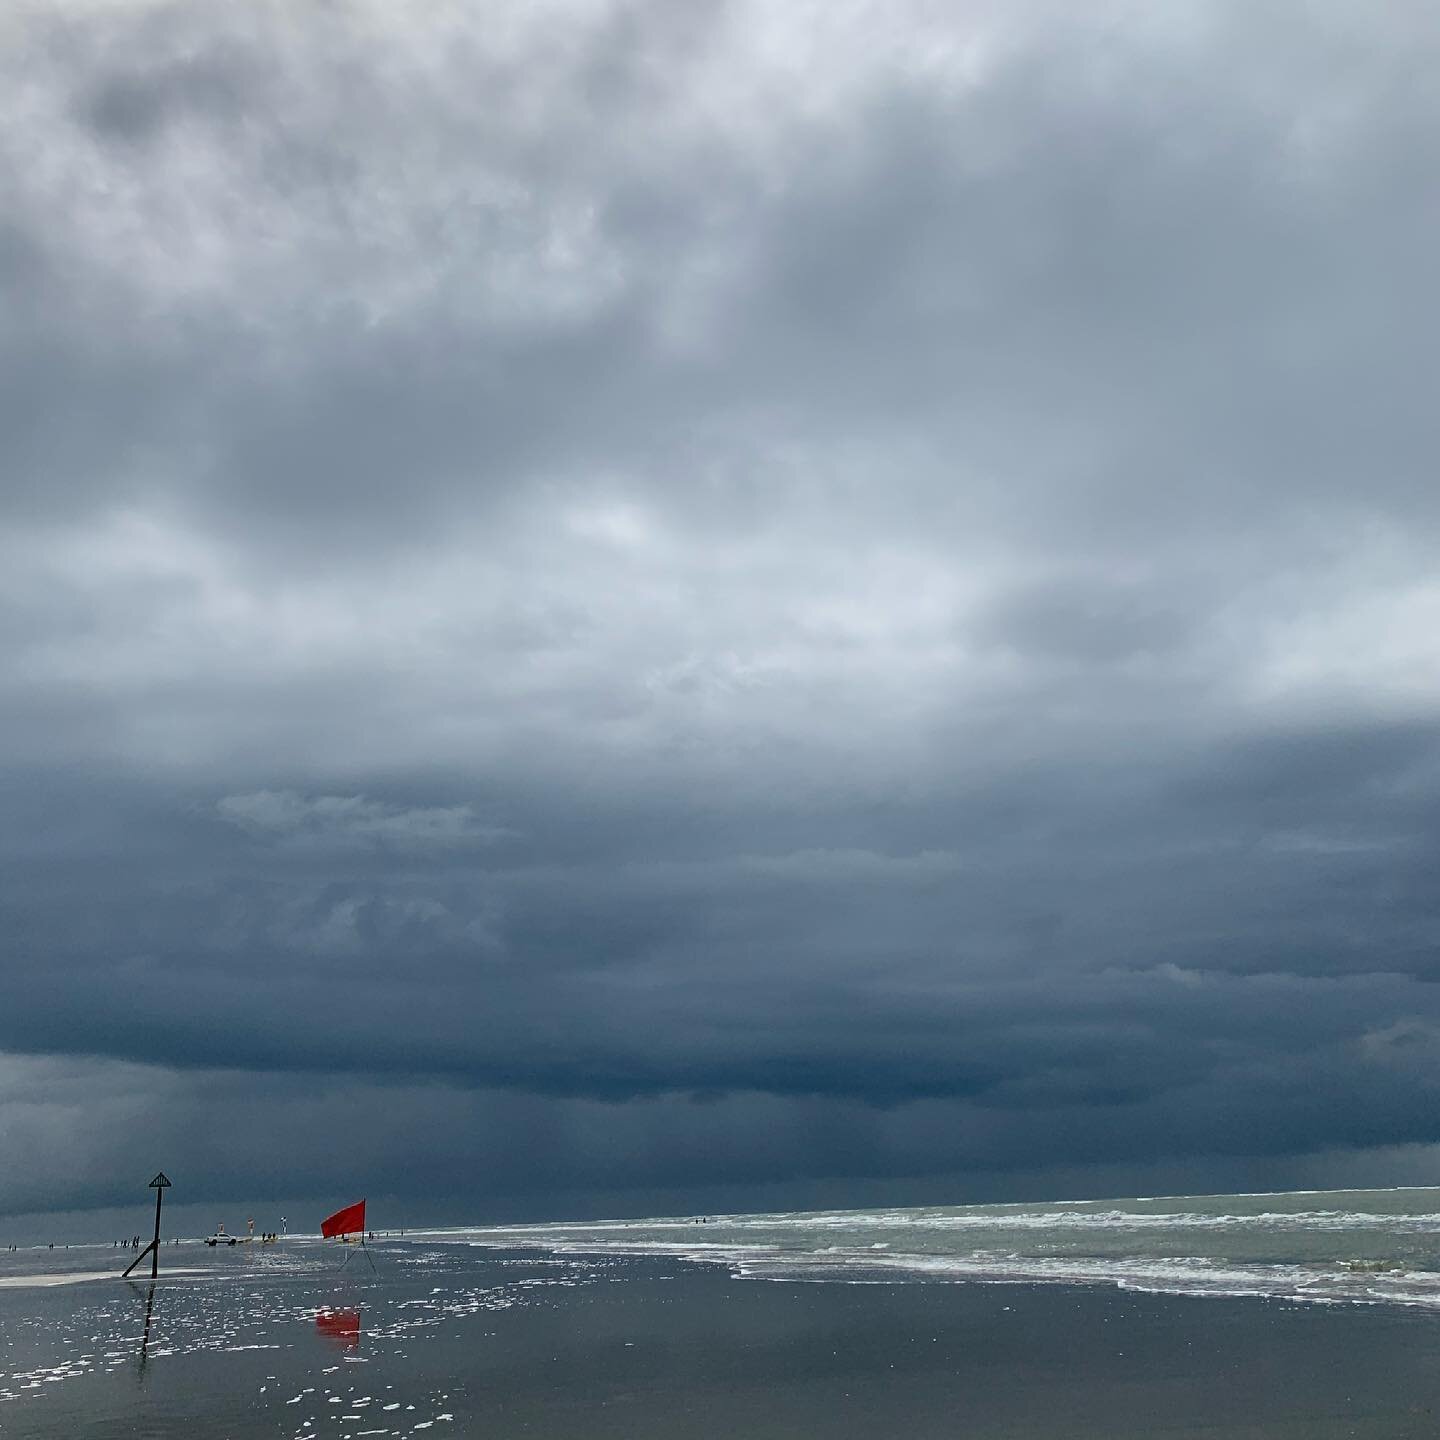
3;0;1439;1217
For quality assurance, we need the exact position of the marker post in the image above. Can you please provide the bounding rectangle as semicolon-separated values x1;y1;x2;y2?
122;1173;172;1279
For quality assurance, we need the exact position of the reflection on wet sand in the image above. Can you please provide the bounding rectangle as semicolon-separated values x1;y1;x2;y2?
315;1307;361;1350
129;1281;157;1378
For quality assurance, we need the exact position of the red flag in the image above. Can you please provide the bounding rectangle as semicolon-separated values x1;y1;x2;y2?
321;1198;366;1238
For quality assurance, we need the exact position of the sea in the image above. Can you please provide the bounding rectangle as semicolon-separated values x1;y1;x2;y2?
6;1185;1440;1438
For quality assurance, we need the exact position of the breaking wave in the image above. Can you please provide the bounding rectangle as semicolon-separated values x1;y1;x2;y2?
432;1185;1440;1310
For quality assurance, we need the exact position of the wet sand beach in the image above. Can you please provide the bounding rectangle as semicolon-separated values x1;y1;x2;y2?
3;1238;1440;1439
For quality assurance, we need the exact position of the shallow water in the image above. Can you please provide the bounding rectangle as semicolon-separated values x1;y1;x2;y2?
439;1184;1440;1307
6;1191;1440;1437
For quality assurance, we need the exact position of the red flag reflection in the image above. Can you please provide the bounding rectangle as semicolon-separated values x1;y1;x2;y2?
315;1308;361;1350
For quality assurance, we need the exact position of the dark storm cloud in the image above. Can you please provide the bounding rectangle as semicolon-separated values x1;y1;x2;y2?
4;0;1440;1220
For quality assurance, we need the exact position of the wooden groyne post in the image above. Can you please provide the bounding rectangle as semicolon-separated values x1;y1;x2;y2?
122;1172;171;1279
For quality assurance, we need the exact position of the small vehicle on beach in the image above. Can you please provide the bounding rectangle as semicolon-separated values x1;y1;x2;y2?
204;1224;240;1247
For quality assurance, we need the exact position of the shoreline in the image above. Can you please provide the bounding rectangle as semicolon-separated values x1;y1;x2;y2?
6;1245;1440;1437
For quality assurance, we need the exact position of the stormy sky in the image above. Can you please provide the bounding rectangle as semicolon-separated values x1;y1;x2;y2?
4;0;1440;1233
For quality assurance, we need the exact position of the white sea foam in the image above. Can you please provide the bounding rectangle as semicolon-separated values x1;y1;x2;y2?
705;1208;1440;1232
439;1185;1440;1310
730;1249;1440;1306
